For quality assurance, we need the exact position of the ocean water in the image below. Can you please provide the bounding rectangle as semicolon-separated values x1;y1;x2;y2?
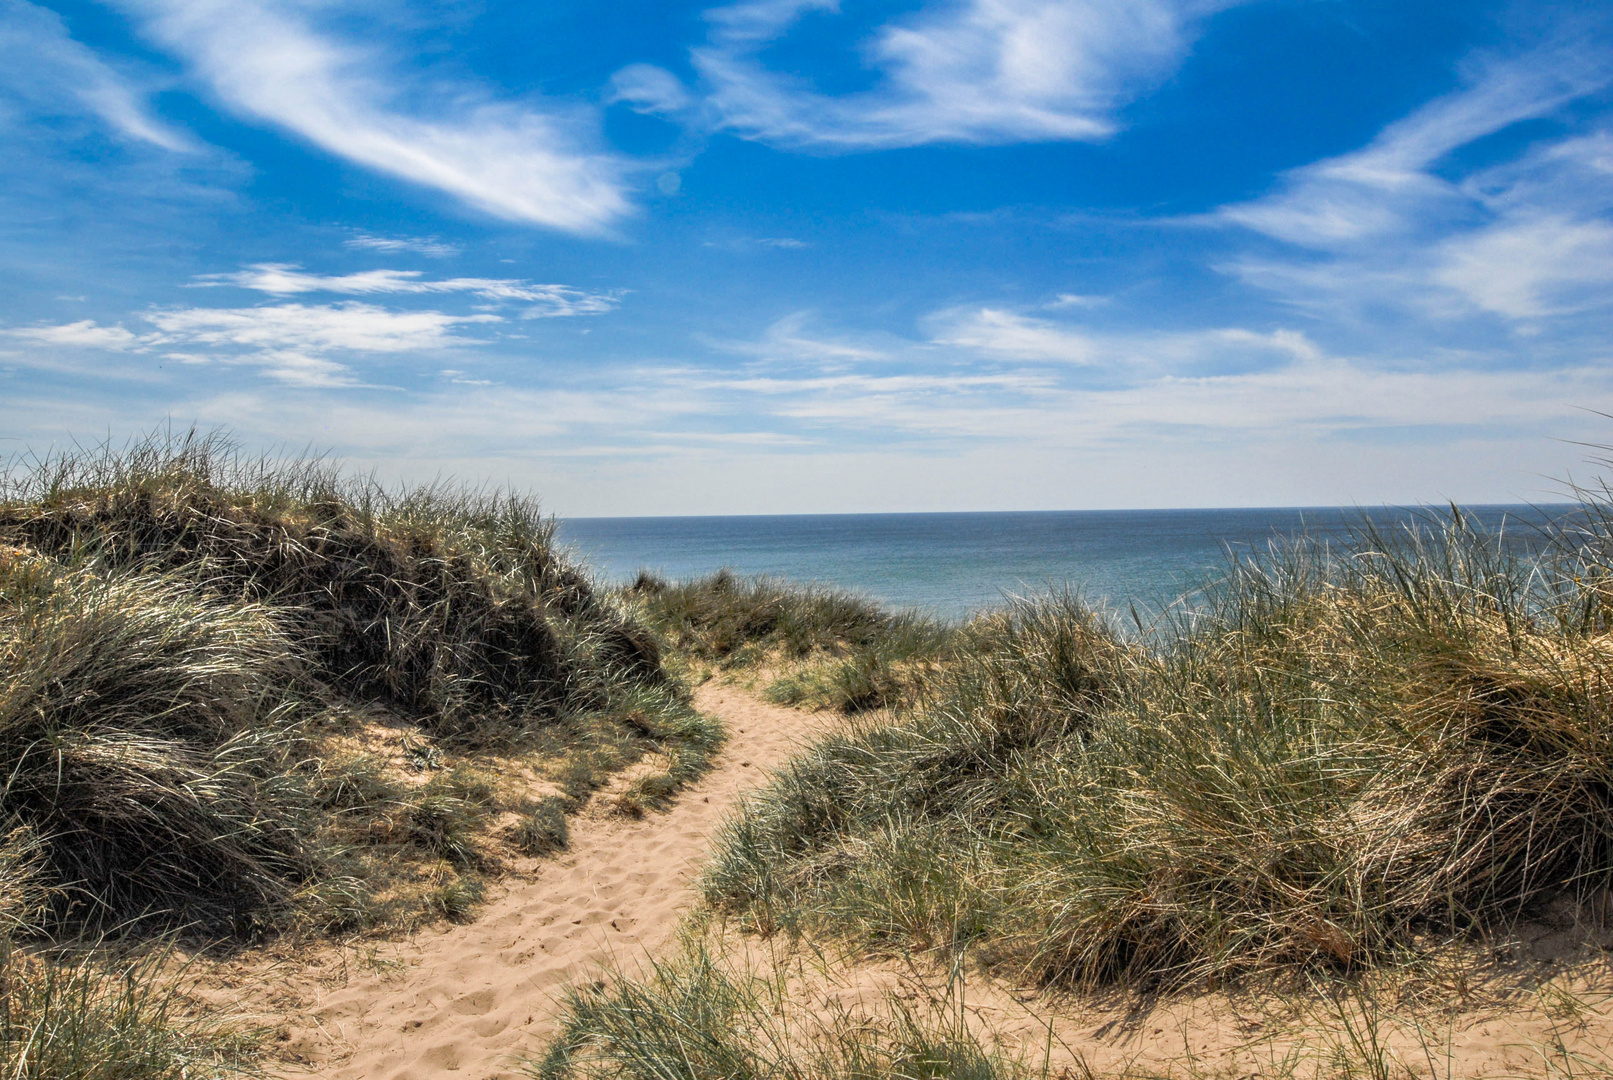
556;505;1573;622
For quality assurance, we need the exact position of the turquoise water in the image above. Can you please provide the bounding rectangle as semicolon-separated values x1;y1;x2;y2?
556;506;1573;621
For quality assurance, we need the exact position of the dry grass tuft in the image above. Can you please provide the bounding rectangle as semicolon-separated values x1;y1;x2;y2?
624;569;953;713
0;432;720;940
701;511;1612;991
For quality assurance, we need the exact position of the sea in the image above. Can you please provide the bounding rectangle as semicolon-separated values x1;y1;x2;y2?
555;505;1577;622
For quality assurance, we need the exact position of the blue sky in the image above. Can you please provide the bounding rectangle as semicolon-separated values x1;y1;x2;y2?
1;0;1610;515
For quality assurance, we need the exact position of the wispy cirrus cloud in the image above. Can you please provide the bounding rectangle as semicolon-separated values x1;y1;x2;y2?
613;306;1609;455
195;265;620;316
705;310;897;363
614;0;1236;150
928;306;1326;377
930;306;1100;363
1210;45;1613;329
0;0;194;151
6;320;143;349
1215;51;1604;247
700;308;1613;446
1433;214;1613;320
143;303;496;355
112;0;632;233
344;234;459;258
6;302;500;387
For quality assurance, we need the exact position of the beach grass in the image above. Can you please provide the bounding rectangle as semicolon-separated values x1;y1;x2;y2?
698;507;1613;991
534;930;1024;1080
0;431;727;1077
622;568;954;712
534;925;1613;1080
0;932;260;1080
0;431;720;936
538;502;1613;1079
9;430;1613;1078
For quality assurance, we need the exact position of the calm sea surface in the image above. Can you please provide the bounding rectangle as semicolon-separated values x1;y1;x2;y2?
556;506;1574;621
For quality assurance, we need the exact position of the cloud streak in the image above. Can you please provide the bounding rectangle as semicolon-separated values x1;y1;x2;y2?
1215;50;1607;247
196;265;620;316
7;302;501;387
344;234;460;258
615;0;1235;149
1206;45;1613;332
0;0;194;150
114;0;632;233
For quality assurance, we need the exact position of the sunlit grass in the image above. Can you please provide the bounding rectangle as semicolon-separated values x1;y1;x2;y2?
700;508;1612;991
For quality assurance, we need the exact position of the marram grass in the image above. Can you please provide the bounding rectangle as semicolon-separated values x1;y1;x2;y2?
0;431;728;1080
624;568;955;712
0;432;720;937
699;509;1613;990
535;932;1023;1080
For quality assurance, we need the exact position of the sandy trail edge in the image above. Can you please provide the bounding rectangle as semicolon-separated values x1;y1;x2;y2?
214;678;1613;1080
260;682;814;1080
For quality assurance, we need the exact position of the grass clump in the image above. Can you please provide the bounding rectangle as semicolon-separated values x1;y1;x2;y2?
0;937;257;1080
0;828;255;1078
511;796;571;855
0;432;721;940
535;935;1025;1080
703;511;1613;990
0;551;315;933
626;569;953;712
1;432;664;748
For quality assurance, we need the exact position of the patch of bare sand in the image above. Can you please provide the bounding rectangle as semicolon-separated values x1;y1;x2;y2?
702;915;1613;1078
194;682;822;1080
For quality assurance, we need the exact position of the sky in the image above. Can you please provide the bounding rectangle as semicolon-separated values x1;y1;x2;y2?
1;0;1610;516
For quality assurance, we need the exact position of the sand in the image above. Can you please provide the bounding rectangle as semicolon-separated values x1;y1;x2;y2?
231;681;819;1079
193;679;1613;1079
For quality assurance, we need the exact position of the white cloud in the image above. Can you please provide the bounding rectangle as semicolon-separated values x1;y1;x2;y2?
928;307;1327;374
1206;46;1613;332
672;317;1609;447
1093;360;1590;435
621;0;1235;149
699;368;1051;397
195;265;620;316
344;234;460;258
1434;214;1613;319
5;320;141;349
145;302;496;355
1047;293;1108;309
711;311;895;363
931;307;1098;362
7;302;1609;514
610;63;694;114
114;0;632;233
1216;51;1607;247
5;302;501;387
673;306;1568;450
0;0;193;151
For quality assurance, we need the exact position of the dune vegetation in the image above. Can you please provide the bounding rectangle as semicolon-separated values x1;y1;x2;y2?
622;568;955;713
0;433;719;1076
544;505;1613;1079
6;431;1612;1079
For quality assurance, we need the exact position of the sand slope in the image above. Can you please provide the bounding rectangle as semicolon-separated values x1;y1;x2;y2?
271;682;814;1080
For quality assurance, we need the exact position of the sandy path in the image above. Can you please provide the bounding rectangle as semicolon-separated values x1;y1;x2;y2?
276;682;814;1080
